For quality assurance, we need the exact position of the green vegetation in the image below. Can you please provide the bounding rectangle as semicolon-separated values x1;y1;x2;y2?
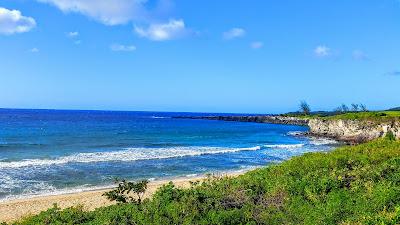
386;131;396;141
285;102;372;119
351;103;359;112
388;107;400;111
285;111;400;123
323;111;400;122
299;101;311;115
333;103;368;114
103;179;148;204
287;101;400;122
11;138;400;225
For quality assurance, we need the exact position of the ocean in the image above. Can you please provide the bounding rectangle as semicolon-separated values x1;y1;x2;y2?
0;109;338;201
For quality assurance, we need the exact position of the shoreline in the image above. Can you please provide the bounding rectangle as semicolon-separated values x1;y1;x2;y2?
175;115;400;144
0;116;347;223
0;170;247;223
172;115;310;126
0;137;339;223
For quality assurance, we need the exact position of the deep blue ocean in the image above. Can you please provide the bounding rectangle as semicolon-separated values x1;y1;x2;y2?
0;109;338;201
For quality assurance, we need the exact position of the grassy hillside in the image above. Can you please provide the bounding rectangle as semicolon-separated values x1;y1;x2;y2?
10;138;400;225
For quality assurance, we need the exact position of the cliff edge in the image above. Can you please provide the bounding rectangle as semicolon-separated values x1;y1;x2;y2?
175;112;400;143
308;118;400;143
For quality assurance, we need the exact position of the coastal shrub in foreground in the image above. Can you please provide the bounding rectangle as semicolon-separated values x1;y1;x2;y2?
103;179;148;204
12;139;400;225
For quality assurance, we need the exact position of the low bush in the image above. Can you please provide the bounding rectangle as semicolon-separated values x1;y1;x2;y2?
103;179;148;204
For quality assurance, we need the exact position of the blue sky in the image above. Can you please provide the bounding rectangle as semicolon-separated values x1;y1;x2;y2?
0;0;399;113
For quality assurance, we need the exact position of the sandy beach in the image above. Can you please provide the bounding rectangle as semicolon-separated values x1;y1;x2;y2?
0;172;244;223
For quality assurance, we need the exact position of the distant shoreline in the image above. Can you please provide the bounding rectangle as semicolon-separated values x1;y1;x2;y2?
175;114;400;144
172;115;309;126
0;170;247;223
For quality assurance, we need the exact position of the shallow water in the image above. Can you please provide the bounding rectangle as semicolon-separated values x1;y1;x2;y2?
0;109;338;200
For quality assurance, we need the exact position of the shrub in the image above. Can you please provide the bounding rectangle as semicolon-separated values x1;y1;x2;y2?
386;131;396;141
103;179;148;204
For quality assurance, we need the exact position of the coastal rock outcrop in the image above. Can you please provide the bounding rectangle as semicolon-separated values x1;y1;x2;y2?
174;115;400;143
308;119;400;143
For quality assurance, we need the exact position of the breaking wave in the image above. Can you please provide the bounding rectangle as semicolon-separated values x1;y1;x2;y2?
150;116;170;119
287;131;306;136
264;144;305;149
310;138;338;146
0;146;262;169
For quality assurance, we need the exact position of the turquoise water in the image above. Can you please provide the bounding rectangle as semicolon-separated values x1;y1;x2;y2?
0;109;337;200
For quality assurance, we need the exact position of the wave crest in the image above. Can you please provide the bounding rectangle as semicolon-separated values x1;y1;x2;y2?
264;144;305;149
0;146;261;169
310;138;338;146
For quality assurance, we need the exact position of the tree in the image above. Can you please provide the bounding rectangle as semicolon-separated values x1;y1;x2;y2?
360;104;368;112
341;104;349;113
299;101;311;115
333;106;342;113
103;179;149;204
351;103;359;112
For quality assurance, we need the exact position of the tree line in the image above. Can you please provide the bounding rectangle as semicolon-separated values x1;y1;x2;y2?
299;101;368;115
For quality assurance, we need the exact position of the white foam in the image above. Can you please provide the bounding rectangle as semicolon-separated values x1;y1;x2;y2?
0;183;113;202
310;138;338;146
264;144;305;149
185;174;198;178
0;174;23;191
150;116;169;119
0;146;261;169
287;131;305;136
0;167;260;202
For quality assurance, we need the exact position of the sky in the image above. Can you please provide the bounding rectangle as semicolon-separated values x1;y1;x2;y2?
0;0;399;114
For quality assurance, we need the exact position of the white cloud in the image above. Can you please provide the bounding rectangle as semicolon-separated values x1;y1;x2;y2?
134;19;185;41
0;7;36;35
223;28;245;40
250;41;263;49
37;1;192;41
67;31;79;38
352;50;369;60
74;40;82;45
314;45;331;57
110;44;136;52
37;0;147;25
30;47;39;53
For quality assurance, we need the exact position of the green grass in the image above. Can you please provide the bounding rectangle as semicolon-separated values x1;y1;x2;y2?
285;111;400;122
324;111;400;122
10;139;400;225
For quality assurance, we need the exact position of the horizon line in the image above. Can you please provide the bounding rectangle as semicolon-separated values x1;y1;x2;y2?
0;107;272;115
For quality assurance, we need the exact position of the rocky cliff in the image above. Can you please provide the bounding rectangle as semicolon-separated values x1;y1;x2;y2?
175;115;400;143
308;119;400;143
